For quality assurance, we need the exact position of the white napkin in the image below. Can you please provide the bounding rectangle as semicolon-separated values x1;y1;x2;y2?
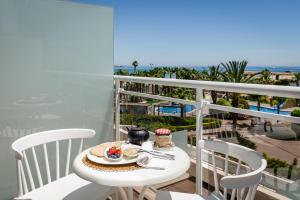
139;141;169;168
141;141;153;151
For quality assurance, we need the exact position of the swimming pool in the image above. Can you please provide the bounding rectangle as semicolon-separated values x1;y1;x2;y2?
159;104;195;114
160;104;291;115
249;105;290;115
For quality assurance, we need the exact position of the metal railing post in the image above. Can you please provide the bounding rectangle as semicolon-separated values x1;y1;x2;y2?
196;88;203;195
115;80;121;141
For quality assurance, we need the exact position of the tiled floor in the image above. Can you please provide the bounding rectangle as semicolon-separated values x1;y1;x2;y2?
133;177;278;200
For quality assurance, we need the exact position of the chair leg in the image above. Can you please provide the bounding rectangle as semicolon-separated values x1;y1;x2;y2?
107;197;113;200
109;194;115;200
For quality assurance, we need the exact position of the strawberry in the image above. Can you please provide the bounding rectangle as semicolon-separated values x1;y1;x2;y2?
109;148;114;155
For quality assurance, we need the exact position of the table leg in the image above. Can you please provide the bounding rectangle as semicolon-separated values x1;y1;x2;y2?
127;187;133;200
117;187;128;200
137;186;149;200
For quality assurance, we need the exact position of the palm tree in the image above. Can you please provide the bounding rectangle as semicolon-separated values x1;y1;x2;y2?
271;96;286;115
260;69;273;84
293;73;300;106
204;65;223;104
132;60;139;73
220;60;256;128
254;69;273;111
294;73;300;87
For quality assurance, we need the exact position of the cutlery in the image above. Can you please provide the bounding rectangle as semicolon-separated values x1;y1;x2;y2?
151;155;174;160
136;156;165;170
149;150;175;158
138;149;175;160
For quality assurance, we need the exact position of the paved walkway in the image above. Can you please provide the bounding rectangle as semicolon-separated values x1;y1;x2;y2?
250;135;300;163
231;120;300;164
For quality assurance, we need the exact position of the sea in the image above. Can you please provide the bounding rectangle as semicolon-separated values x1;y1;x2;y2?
114;66;300;74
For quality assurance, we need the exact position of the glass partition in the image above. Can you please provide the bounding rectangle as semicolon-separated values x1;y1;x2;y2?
0;0;113;199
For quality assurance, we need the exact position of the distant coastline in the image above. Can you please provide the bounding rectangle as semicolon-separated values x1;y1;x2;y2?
114;66;300;73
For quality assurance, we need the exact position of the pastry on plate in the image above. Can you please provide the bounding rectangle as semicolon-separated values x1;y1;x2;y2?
90;145;107;157
123;148;139;158
90;141;123;157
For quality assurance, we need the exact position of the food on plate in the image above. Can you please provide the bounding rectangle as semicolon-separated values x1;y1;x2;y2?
90;145;106;157
106;146;122;160
90;141;123;157
123;148;139;158
154;128;173;148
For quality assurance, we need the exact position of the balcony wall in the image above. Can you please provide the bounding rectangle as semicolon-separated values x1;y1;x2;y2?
0;1;113;199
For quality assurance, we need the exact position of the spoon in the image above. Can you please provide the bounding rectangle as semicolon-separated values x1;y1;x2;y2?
136;156;165;170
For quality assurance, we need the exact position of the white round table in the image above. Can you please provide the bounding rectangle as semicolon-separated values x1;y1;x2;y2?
73;146;190;200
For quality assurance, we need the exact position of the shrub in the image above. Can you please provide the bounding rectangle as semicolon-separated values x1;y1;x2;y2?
263;153;291;177
216;98;231;106
239;98;249;109
275;79;291;86
263;153;289;168
236;132;256;150
291;109;300;117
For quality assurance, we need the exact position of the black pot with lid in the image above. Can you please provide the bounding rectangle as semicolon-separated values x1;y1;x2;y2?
126;126;150;146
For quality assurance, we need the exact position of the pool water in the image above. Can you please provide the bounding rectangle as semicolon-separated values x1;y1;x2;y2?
159;104;194;113
249;105;290;115
159;104;291;115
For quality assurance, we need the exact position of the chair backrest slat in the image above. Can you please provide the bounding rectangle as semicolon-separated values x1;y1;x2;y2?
43;144;51;184
240;187;246;199
241;167;251;199
224;154;229;175
198;139;267;200
23;151;35;190
247;184;258;200
12;129;96;197
65;139;72;176
223;153;229;199
31;147;43;187
78;138;83;154
211;151;219;193
16;160;23;196
252;184;259;200
230;189;236;200
245;186;252;200
20;161;28;194
237;188;242;200
230;159;242;200
56;141;60;180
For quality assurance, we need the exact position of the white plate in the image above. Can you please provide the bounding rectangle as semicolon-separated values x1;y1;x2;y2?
87;144;140;165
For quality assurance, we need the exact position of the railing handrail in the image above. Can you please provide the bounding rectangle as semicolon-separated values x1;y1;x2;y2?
114;75;300;98
114;74;300;197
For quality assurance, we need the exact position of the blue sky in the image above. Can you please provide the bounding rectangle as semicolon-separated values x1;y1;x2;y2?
74;0;300;67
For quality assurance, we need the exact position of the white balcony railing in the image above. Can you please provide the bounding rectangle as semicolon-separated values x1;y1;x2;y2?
114;75;300;199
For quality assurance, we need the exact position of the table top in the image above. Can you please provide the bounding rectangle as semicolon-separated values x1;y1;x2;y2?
73;145;191;187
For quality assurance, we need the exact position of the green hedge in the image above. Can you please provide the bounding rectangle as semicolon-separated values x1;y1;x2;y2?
120;114;221;132
291;109;300;117
169;121;221;132
262;153;299;179
236;132;256;150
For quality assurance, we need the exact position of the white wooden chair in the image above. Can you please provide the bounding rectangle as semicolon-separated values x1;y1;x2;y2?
12;129;118;200
156;140;267;200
